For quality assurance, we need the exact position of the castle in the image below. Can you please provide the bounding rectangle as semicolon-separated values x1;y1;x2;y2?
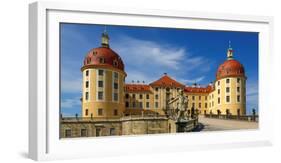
60;30;246;138
81;31;246;118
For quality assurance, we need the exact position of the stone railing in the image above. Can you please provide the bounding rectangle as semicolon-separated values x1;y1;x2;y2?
60;114;168;123
204;114;258;122
60;116;121;122
120;114;167;121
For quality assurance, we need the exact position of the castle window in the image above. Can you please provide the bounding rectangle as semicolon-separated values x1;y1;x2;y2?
139;94;143;99
99;57;105;64
65;129;72;138
81;129;87;137
226;78;230;84
87;58;91;64
199;103;201;108
85;81;89;88
205;103;208;108
98;91;103;100
139;102;143;108
114;83;118;89
114;72;118;79
192;103;195;108
125;93;129;99
146;102;150;108
237;87;240;93
212;101;214;107
113;60;118;67
132;94;135;99
226;96;230;102
237;78;240;83
199;96;201;100
98;81;103;87
98;69;104;76
218;89;220;94
110;128;115;136
155;102;159;108
114;109;118;116
226;87;230;93
125;102;129;108
218;81;220;86
237;95;241;102
155;94;159;100
114;93;118;101
113;93;118;101
192;96;195;100
85;109;88;116
218;97;220;104
85;70;89;76
155;87;159;91
146;94;150;99
85;92;89;100
132;102;136;108
205;96;207;100
98;108;103;116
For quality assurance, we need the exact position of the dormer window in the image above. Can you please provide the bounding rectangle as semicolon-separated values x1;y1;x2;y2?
87;58;91;64
99;57;105;64
113;60;118;67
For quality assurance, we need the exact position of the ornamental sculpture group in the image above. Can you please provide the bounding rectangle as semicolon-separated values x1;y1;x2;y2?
164;89;198;132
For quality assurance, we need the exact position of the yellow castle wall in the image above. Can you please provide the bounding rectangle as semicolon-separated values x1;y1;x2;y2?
81;67;126;118
209;77;246;115
185;92;209;115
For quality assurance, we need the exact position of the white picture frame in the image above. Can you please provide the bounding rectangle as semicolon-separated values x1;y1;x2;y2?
29;1;274;161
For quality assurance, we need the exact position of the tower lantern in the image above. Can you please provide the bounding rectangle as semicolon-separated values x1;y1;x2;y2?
227;41;233;60
101;26;110;47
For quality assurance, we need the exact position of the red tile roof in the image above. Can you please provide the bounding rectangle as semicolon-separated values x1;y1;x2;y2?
83;47;125;71
125;84;151;92
149;74;185;88
184;85;214;93
216;59;245;80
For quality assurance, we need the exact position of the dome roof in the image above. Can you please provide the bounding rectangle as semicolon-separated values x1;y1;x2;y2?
216;59;245;80
83;47;125;71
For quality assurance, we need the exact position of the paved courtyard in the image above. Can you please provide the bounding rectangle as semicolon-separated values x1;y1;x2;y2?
194;115;259;132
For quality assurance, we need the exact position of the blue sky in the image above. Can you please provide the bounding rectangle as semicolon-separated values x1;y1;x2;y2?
60;23;259;116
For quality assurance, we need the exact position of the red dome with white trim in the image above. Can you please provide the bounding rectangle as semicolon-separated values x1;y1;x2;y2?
82;31;125;71
216;48;245;80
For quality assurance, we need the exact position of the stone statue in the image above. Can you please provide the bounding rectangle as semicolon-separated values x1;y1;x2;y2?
176;90;188;120
167;89;189;121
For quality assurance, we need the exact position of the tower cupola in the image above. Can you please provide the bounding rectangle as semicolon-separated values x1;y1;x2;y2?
101;27;110;48
227;41;234;60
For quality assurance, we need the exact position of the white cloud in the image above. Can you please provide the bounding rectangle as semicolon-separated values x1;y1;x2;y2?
178;76;206;85
61;97;81;109
110;36;211;86
112;36;208;71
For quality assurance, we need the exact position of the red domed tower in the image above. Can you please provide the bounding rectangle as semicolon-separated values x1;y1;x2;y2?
212;44;246;115
81;30;126;118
